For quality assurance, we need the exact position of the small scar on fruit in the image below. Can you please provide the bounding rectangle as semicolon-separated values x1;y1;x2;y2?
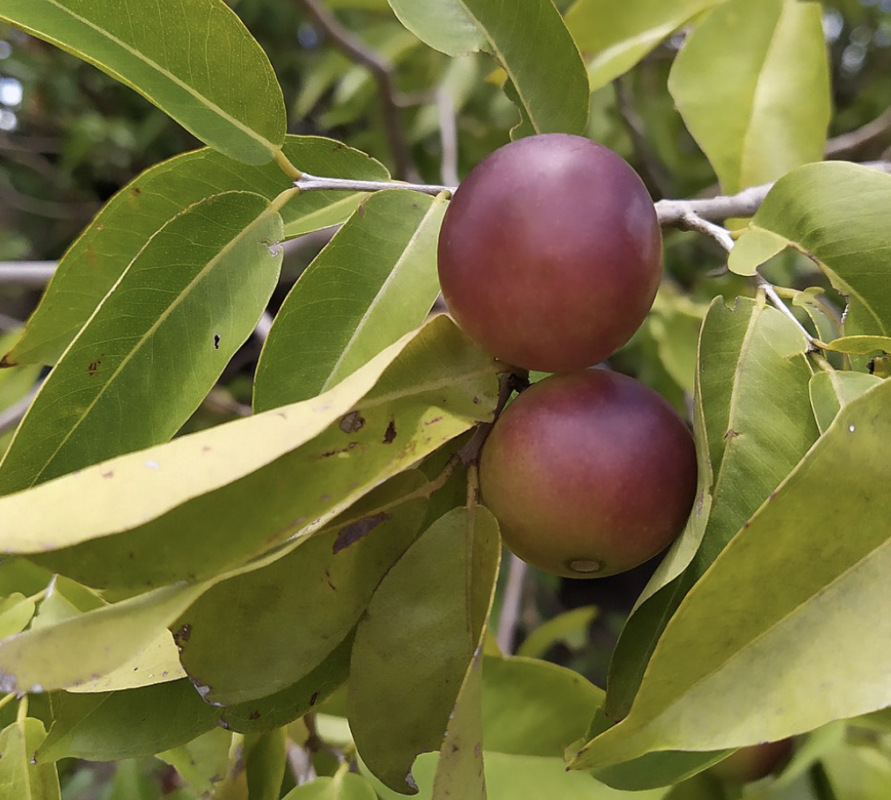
479;371;697;579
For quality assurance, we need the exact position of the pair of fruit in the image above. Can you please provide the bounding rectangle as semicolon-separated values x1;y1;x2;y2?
437;134;697;579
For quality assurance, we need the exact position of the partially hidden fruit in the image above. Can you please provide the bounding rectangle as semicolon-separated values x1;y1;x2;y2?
710;740;794;784
437;133;662;373
479;370;697;579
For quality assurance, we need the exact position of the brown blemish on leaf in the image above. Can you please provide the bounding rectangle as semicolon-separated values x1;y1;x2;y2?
249;710;261;720
310;691;320;706
357;201;367;217
324;569;336;591
340;411;365;433
172;624;191;646
424;416;443;426
724;429;739;439
474;742;482;757
87;358;102;377
472;396;481;404
213;334;221;350
131;186;142;196
0;353;17;368
334;512;390;553
318;441;360;459
383;420;397;444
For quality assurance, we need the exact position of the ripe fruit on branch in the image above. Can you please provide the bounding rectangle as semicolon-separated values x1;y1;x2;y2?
437;133;662;373
479;370;697;579
710;740;794;784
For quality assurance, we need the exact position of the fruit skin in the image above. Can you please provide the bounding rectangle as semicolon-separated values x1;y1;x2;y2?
479;370;697;579
437;133;662;373
710;740;794;783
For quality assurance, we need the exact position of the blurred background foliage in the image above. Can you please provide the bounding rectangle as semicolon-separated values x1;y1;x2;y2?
2;2;891;795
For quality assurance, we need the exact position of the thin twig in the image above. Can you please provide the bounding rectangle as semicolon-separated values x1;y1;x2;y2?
825;105;891;158
613;77;671;197
295;173;453;196
252;311;275;344
437;88;460;187
677;212;736;251
299;0;419;182
0;313;24;331
496;553;528;654
757;276;816;349
0;261;57;287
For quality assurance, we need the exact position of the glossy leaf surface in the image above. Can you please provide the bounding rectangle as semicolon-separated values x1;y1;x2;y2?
669;0;829;193
729;163;891;340
572;378;891;769
605;298;818;720
0;0;285;164
387;0;487;55
0;583;205;693
454;0;589;136
36;681;218;762
254;190;447;410
0;718;60;800
0;192;283;495
176;495;427;705
1;317;497;589
809;371;882;434
566;0;724;90
4;137;387;368
350;506;500;793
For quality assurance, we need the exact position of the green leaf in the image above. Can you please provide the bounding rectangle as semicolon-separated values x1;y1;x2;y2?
0;594;36;638
565;0;724;91
481;656;602;757
3;138;387;370
246;728;288;800
367;750;671;800
431;509;502;800
283;772;378;800
822;335;891;356
0;717;60;800
605;298;818;720
157;728;232;796
0;191;283;496
516;606;598;659
35;681;219;762
1;317;497;589
809;371;882;435
0;582;205;693
176;491;427;705
791;288;843;346
453;0;589;136
729;163;891;341
589;748;731;791
0;0;285;164
387;0;487;56
349;506;500;793
254;190;448;410
570;377;891;769
221;632;354;734
668;0;830;193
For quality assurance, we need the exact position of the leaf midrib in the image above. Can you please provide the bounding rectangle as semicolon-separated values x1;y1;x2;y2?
15;0;278;155
24;203;278;489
